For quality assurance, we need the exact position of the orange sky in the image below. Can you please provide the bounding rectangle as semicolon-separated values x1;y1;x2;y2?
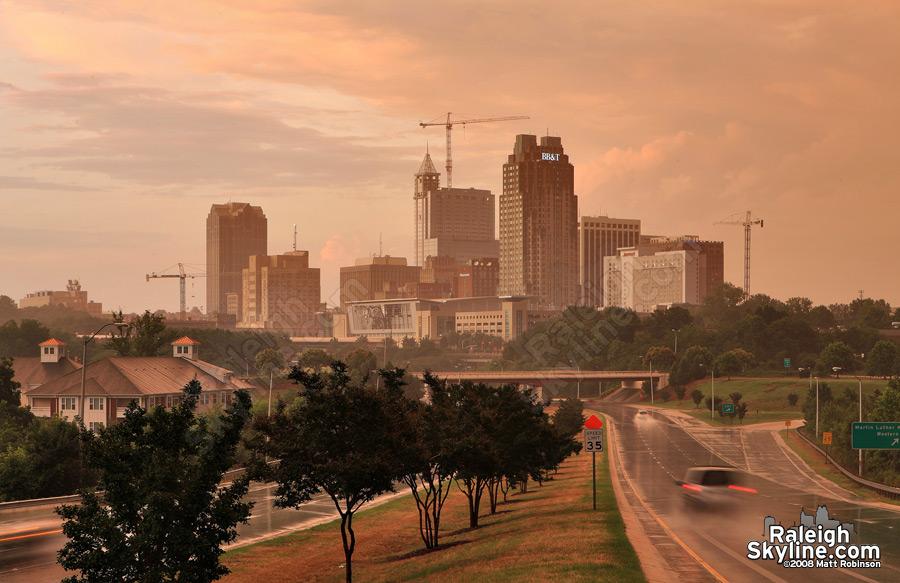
1;1;898;313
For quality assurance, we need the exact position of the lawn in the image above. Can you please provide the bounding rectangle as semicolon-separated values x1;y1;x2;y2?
647;376;888;427
220;436;646;583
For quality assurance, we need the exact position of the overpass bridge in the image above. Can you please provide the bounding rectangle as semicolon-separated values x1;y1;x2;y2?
412;369;669;400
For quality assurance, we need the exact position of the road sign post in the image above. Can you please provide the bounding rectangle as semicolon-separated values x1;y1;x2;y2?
583;415;604;511
823;432;832;464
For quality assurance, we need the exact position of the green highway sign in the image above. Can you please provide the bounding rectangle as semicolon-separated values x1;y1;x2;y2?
722;403;734;414
784;358;791;368
852;422;900;450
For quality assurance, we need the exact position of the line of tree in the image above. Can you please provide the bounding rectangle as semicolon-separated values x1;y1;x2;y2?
493;285;900;399
801;378;900;485
248;362;581;583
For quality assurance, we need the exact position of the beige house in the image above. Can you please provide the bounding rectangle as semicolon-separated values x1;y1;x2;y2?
26;337;254;432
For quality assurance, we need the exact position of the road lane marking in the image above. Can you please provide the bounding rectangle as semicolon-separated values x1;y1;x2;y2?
691;528;789;583
605;415;729;583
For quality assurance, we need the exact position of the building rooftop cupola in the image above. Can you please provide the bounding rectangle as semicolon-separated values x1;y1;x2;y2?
171;336;200;360
39;338;67;363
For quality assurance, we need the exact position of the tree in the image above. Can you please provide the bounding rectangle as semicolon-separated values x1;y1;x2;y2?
691;389;704;409
866;340;899;378
736;402;748;424
343;348;377;385
0;414;84;501
871;379;900;422
398;373;457;550
297;348;332;371
105;310;174;357
0;319;51;357
729;391;743;404
57;381;252;583
673;385;687;403
0;357;21;405
644;346;675;371
716;352;743;380
671;345;712;386
0;295;16;324
552;398;585;438
787;393;799;407
818;341;856;374
250;363;412;583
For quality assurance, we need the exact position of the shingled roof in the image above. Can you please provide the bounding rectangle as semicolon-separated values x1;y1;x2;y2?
27;357;254;398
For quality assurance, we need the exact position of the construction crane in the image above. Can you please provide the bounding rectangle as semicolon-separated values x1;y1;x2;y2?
146;263;205;314
714;211;764;297
419;112;529;188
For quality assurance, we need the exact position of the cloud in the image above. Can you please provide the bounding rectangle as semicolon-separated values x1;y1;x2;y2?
0;175;95;191
2;81;415;190
319;234;345;263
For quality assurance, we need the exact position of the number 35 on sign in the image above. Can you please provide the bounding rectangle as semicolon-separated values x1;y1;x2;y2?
584;428;603;452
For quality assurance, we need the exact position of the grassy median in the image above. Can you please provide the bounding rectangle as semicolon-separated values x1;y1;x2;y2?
221;440;645;582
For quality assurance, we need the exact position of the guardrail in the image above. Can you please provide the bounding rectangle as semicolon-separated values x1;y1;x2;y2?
794;428;900;500
0;465;262;512
0;493;81;511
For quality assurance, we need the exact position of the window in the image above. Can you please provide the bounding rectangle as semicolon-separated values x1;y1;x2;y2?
61;397;76;410
88;422;104;432
166;396;173;408
89;397;104;411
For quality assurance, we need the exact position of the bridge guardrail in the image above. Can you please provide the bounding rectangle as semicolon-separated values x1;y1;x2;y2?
794;427;900;500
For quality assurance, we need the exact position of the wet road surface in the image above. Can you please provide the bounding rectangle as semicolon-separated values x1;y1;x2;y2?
598;403;900;583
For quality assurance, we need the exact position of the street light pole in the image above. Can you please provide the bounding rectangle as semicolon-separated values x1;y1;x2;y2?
856;376;864;476
649;358;654;404
80;321;128;428
815;377;819;438
672;329;678;356
711;363;715;421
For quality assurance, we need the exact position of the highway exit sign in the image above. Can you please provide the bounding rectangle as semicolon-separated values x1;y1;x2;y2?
852;422;900;450
784;358;791;368
722;403;734;414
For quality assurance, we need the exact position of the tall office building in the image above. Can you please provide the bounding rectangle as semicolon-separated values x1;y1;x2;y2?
414;151;498;266
578;216;641;308
238;251;321;335
499;135;578;308
206;202;267;316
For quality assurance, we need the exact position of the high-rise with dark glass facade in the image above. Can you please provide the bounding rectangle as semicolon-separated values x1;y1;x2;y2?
499;135;578;308
579;216;642;308
206;202;267;316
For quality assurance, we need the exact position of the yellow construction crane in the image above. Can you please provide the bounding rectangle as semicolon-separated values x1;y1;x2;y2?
419;112;529;188
146;263;205;314
714;211;764;297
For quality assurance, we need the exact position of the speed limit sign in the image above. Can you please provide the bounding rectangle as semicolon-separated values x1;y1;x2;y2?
584;428;603;452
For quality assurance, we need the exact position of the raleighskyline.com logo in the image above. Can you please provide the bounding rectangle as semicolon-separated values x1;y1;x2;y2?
746;505;881;569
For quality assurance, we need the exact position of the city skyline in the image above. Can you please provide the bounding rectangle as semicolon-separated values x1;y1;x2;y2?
2;2;899;313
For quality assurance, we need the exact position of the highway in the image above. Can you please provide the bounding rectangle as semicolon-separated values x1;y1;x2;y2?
0;483;396;583
596;402;900;583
